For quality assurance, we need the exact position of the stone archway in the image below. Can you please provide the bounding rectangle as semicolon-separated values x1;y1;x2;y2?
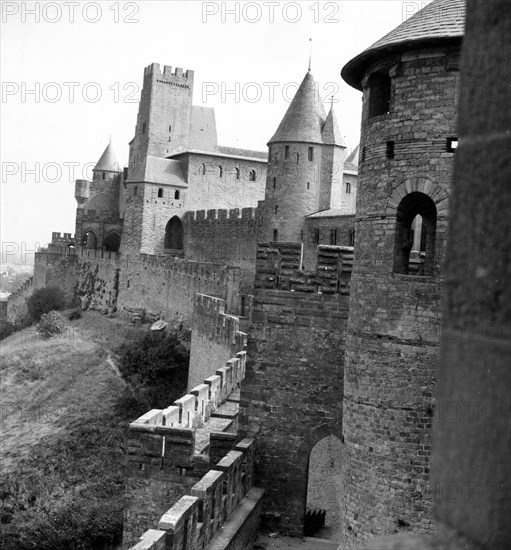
164;216;184;251
297;424;344;541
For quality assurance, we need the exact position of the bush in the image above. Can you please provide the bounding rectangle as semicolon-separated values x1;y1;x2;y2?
37;311;66;339
27;287;66;321
117;329;189;409
68;309;82;321
0;320;16;341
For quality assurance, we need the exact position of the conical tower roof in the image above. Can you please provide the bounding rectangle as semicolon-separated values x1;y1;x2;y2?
94;140;120;172
268;70;327;145
321;104;346;147
342;0;465;90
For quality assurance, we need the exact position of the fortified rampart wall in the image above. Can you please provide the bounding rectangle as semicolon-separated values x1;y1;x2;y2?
239;242;353;537
128;441;263;550
123;350;248;547
116;255;241;326
184;207;261;295
75;248;121;313
188;294;247;390
6;276;36;324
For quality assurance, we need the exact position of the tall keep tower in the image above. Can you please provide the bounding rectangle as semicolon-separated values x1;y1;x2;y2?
339;0;465;545
262;70;347;259
128;63;194;172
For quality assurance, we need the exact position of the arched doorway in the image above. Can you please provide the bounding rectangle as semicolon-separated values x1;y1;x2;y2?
103;231;121;252
305;435;344;541
81;230;97;249
164;216;184;250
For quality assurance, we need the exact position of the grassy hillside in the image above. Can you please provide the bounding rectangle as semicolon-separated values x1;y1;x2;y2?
0;312;144;549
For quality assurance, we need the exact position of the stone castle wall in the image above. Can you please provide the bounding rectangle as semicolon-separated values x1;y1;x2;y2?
123;349;248;548
75;248;120;312
184;207;261;295
188;293;247;390
6;276;36;324
116;255;241;326
239;242;352;536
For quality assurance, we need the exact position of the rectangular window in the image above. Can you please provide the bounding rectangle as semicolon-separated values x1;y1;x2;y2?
285;146;289;159
368;72;391;118
273;177;277;189
330;229;338;245
349;229;355;247
308;147;314;161
346;181;351;194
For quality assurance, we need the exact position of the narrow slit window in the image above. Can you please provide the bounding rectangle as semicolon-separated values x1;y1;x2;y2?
157;188;163;198
285;146;289;159
386;141;395;159
346;181;351;194
273;177;277;189
273;229;278;242
368;71;391;118
308;147;314;161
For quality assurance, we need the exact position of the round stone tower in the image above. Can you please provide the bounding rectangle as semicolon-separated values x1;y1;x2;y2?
262;70;346;263
339;0;465;545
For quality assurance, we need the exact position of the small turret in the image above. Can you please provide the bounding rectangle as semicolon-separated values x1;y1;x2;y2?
93;139;121;176
321;102;346;147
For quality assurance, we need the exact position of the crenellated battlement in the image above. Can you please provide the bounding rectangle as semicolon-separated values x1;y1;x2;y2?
255;242;353;294
128;439;262;550
51;232;74;244
184;206;258;223
144;62;194;81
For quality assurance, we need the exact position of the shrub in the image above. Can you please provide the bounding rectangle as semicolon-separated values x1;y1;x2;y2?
37;311;66;339
68;309;82;321
117;329;189;409
0;320;16;341
27;287;66;321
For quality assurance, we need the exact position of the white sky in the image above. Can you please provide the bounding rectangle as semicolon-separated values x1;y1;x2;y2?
1;0;433;253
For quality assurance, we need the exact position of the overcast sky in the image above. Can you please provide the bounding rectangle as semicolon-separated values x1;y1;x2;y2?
1;0;433;255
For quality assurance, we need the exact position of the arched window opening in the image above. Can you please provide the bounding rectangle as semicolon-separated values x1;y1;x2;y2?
218;165;223;178
273;229;278;242
81;230;97;250
164;216;184;251
103;231;121;252
345;181;351;194
201;163;206;176
305;435;343;540
394;192;437;276
174;190;180;200
157;188;163;198
249;170;256;182
368;71;391;118
236;167;240;181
